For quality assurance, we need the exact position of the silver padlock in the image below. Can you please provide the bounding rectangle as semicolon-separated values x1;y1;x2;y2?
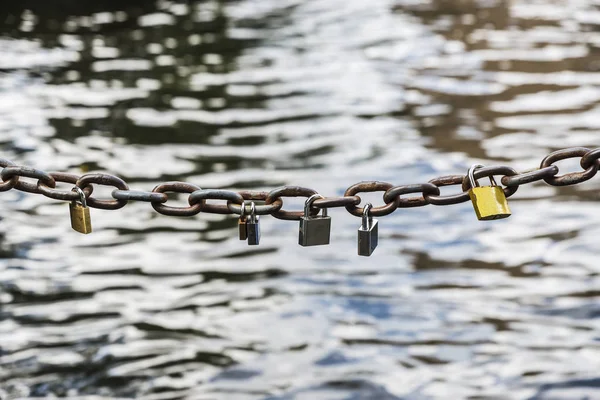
299;194;331;247
358;203;378;257
238;200;248;240
246;202;260;246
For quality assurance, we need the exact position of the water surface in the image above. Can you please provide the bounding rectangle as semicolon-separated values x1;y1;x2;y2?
1;0;600;399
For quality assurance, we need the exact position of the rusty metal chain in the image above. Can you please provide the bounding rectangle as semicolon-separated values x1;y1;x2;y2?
0;147;598;220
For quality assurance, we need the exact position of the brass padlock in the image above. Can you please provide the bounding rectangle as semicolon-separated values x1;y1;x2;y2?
238;201;248;240
299;194;331;247
70;186;92;234
467;164;511;221
358;203;378;257
246;202;260;246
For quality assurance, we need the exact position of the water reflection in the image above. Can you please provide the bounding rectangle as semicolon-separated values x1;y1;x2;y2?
1;0;600;399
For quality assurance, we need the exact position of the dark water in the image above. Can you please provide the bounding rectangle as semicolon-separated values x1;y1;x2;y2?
1;0;600;399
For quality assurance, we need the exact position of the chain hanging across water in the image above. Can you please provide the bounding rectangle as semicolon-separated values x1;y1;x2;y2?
0;146;599;256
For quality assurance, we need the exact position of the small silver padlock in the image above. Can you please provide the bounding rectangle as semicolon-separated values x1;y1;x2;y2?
358;203;378;257
299;194;331;247
238;200;248;240
246;202;260;246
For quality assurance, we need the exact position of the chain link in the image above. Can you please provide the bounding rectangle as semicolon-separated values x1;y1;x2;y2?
228;191;283;216
500;166;558;187
77;174;129;210
344;181;399;217
540;147;600;186
460;165;519;197
383;183;440;208
151;182;203;217
112;189;167;203
424;175;471;206
1;165;56;194
0;158;18;192
265;186;317;220
39;172;93;201
0;146;598;220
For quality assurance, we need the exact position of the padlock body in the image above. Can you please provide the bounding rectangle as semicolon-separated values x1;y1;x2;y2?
238;218;247;240
468;186;511;221
246;216;260;245
358;219;378;256
299;216;331;246
70;202;92;234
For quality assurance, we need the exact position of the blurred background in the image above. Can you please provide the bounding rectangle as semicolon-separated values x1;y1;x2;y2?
0;0;599;399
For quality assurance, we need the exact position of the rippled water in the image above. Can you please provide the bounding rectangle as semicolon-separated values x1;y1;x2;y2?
0;0;600;399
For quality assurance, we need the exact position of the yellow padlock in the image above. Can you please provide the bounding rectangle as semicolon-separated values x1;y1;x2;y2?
467;164;511;221
70;186;92;234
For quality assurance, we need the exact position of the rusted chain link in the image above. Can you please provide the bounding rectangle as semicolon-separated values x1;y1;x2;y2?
500;166;558;187
77;174;129;210
1;165;56;194
151;182;203;217
383;183;440;208
39;172;94;201
0;146;598;219
460;165;519;196
424;175;470;206
540;147;600;186
265;186;317;220
229;191;283;216
344;181;399;217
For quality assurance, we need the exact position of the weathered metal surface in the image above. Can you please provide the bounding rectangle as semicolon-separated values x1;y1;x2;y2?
38;173;93;201
344;181;399;217
383;183;441;208
424;175;471;206
1;165;56;194
541;147;600;186
151;182;203;217
0;147;597;218
265;186;318;220
76;174;129;210
112;190;168;203
501;166;559;187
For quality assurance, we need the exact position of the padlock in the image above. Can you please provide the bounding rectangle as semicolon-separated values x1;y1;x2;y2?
70;186;92;234
299;194;331;247
246;202;260;245
238;200;248;240
467;164;511;221
358;203;378;256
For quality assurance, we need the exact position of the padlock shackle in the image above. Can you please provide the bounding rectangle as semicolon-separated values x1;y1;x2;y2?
468;164;500;188
240;200;247;218
304;194;326;218
249;201;258;223
468;164;485;188
71;186;88;208
362;203;373;230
